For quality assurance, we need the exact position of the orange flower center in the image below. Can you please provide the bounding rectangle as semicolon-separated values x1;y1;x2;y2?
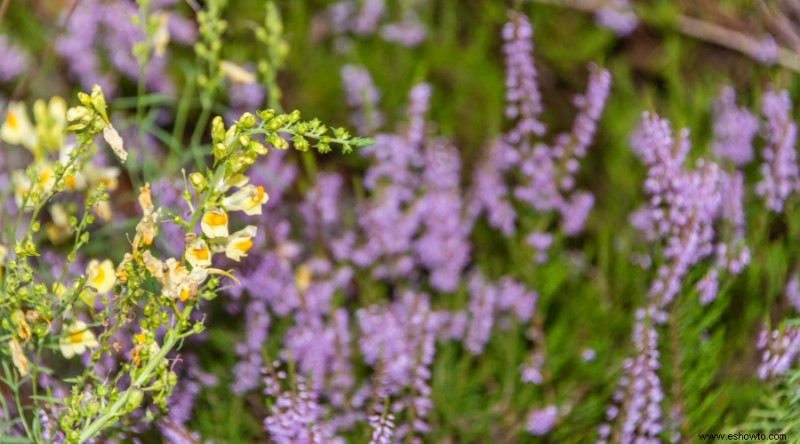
234;239;253;253
92;265;105;286
69;331;84;343
203;212;227;227
6;112;17;129
192;247;209;260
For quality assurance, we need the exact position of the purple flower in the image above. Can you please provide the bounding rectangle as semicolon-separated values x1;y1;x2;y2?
786;274;800;312
711;86;758;166
502;10;545;140
413;140;471;292
368;410;395;444
600;308;663;444
526;231;553;263
465;273;497;355
380;15;427;47
757;325;800;380
0;36;28;83
526;405;559;436
594;0;638;36
757;89;799;213
630;113;722;309
264;376;332;443
695;269;719;305
468;139;519;235
341;64;383;133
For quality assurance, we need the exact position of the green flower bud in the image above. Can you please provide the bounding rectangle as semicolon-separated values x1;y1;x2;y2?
168;371;178;386
211;116;226;142
77;92;92;106
126;388;144;411
292;136;309;152
238;134;250;147
238;112;257;128
268;134;288;150
257;109;275;121
90;85;109;123
189;172;207;192
266;114;285;131
247;140;268;156
192;322;205;334
212;142;227;161
288;110;301;123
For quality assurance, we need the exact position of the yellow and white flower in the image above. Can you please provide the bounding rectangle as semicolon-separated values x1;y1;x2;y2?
33;97;68;153
153;13;171;57
185;238;212;268
224;225;257;261
46;203;73;244
59;321;99;359
86;259;116;293
1;102;36;150
85;165;120;191
93;200;113;222
9;338;28;376
220;60;257;83
201;208;229;238
215;173;248;193
222;185;269;216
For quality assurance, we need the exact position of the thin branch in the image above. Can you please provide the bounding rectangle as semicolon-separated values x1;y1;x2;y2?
0;0;10;26
530;0;800;74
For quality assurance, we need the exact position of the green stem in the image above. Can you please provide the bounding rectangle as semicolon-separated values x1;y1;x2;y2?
78;330;181;443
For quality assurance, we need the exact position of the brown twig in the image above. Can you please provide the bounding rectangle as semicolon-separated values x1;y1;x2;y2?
0;0;10;26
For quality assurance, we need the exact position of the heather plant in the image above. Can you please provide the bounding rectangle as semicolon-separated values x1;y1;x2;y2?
5;0;800;443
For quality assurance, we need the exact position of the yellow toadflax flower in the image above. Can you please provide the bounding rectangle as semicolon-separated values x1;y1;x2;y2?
1;102;37;150
219;60;257;84
295;264;312;293
185;238;212;268
9;338;28;376
59;321;99;359
224;225;257;261
86;259;117;293
153;13;171;57
201;208;229;238
134;184;162;250
222;185;269;216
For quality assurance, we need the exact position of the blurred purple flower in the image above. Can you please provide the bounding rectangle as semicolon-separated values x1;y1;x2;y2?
0;36;28;83
711;86;758;166
757;89;799;213
526;405;558;436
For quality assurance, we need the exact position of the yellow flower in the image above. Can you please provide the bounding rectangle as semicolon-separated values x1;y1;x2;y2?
86;259;116;293
93;200;112;223
201;208;229;238
33;97;68;153
222;185;269;216
1;102;36;150
153;13;171;57
59;321;99;359
9;338;28;376
215;173;249;193
46;203;73;244
134;184;161;250
84;165;120;191
295;264;312;292
185;238;212;268
224;225;257;261
219;60;257;83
